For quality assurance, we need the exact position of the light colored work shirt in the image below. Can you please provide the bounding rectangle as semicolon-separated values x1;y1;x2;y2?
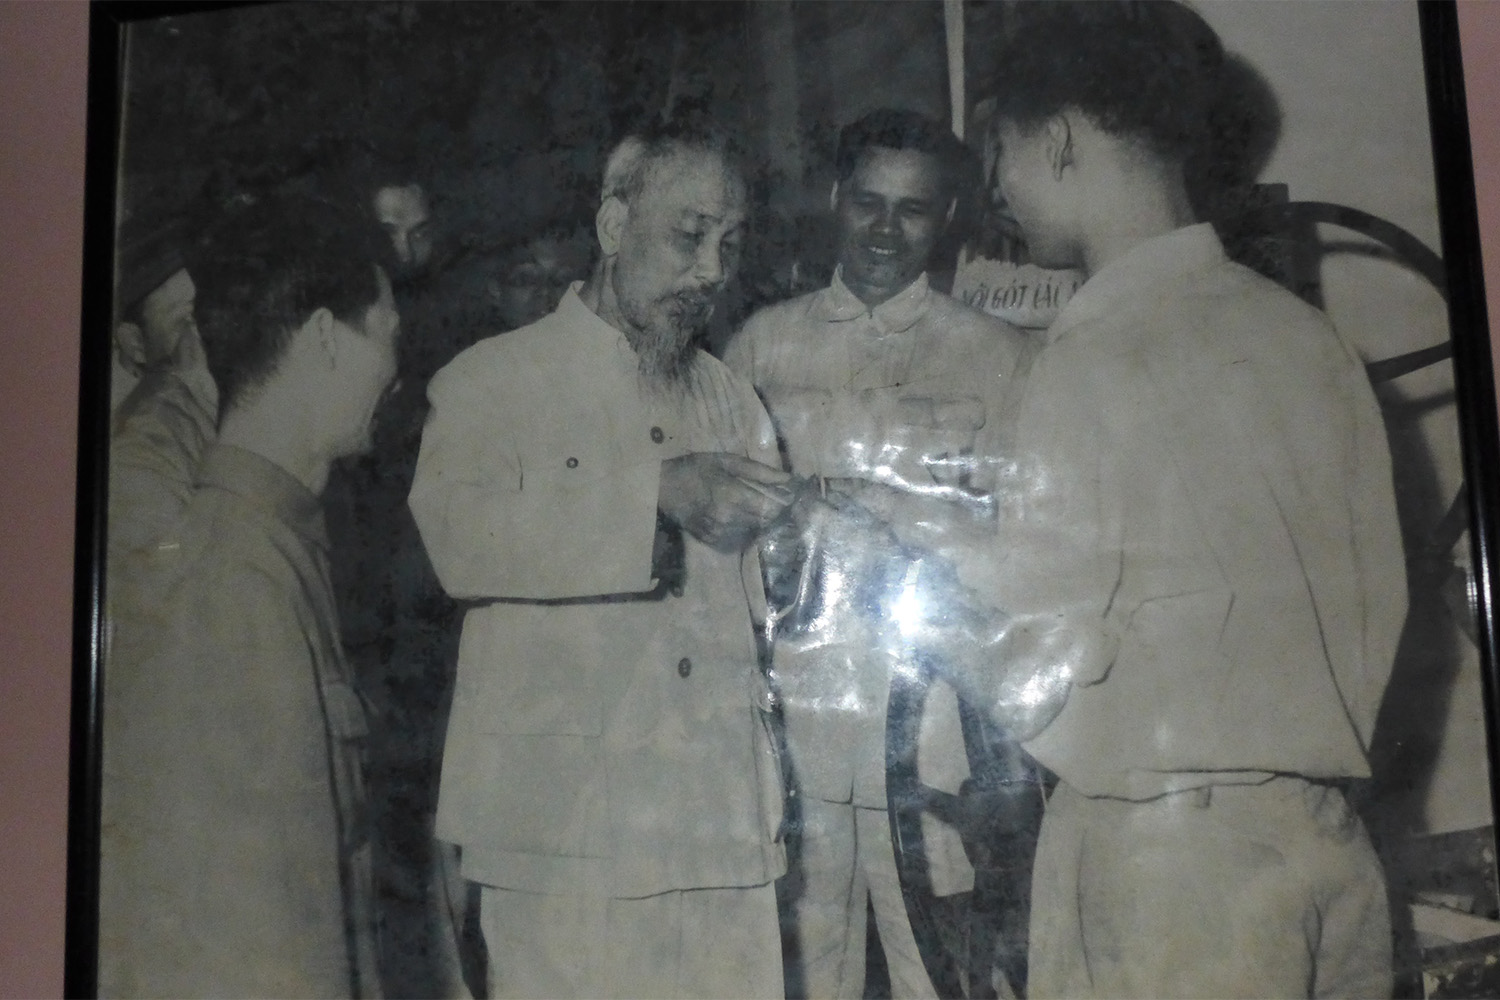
983;224;1408;801
726;270;1033;500
724;270;1032;816
410;286;786;899
100;445;377;998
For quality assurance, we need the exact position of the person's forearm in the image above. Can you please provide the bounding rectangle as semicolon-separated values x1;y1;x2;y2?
886;560;1117;741
839;477;996;556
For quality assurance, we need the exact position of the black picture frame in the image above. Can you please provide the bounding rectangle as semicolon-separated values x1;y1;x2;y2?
65;2;1500;997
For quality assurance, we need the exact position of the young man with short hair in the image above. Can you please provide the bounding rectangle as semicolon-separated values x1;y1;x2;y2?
100;195;399;998
981;4;1407;996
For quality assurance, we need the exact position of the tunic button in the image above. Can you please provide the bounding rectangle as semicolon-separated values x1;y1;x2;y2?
650;426;665;444
677;657;692;678
565;456;579;468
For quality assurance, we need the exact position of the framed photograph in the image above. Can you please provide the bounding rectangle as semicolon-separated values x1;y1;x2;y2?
68;2;1500;998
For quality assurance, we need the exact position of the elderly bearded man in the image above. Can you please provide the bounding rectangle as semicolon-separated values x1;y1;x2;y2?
410;116;794;999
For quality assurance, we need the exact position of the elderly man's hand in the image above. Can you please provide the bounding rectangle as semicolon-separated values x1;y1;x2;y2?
659;452;795;552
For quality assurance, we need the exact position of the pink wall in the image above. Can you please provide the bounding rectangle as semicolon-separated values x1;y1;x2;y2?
0;4;88;997
2;3;1499;996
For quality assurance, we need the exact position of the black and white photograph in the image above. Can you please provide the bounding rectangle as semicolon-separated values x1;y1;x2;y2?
73;2;1500;998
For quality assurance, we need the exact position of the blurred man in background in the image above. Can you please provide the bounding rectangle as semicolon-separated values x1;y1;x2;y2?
374;179;435;277
108;217;218;560
485;221;594;332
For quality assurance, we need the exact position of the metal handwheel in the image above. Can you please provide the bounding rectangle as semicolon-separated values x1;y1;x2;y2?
886;200;1463;999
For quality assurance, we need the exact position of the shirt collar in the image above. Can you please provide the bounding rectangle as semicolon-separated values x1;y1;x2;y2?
196;444;329;551
1047;223;1227;343
554;280;658;378
810;267;931;334
556;281;624;343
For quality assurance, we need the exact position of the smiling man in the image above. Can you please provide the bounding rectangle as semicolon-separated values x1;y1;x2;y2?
724;108;1035;999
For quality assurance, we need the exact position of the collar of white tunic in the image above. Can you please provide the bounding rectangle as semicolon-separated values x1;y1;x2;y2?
808;267;931;336
1047;223;1227;345
550;281;736;429
554;281;647;380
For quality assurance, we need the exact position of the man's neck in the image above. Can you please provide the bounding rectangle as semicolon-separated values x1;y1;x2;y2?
217;393;333;497
841;269;924;310
1078;172;1197;279
580;259;699;397
580;259;628;332
582;257;668;368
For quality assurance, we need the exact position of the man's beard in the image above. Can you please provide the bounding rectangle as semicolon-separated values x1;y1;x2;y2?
630;288;714;388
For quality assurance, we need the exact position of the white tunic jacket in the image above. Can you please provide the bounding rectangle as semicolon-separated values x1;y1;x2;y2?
410;287;787;898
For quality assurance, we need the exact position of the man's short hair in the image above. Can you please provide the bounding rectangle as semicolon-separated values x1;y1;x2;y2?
834;108;969;202
601;112;748;205
984;1;1225;166
190;194;384;408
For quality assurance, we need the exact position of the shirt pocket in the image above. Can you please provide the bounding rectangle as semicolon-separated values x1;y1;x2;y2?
838;390;988;488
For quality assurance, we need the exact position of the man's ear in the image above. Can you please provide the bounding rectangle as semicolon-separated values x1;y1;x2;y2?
307;307;338;367
829;180;841;216
114;322;148;378
1045;114;1074;179
943;197;957;228
596;196;627;257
